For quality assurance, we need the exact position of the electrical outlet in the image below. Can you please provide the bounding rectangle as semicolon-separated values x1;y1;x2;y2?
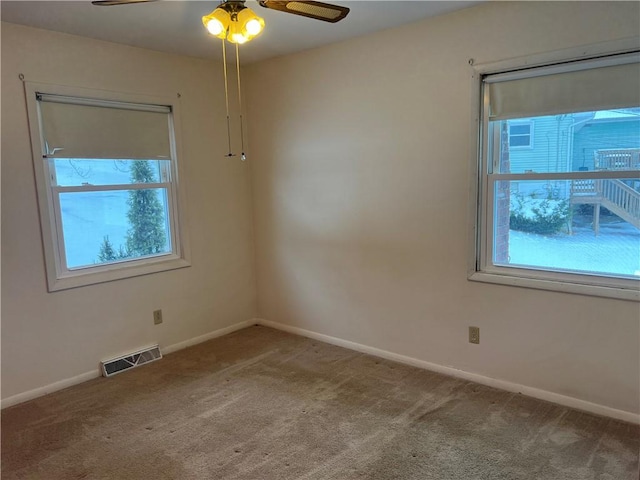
469;326;480;344
153;309;163;325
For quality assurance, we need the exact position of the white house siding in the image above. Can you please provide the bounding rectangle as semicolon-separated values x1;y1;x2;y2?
508;115;575;174
572;118;640;170
507;115;575;199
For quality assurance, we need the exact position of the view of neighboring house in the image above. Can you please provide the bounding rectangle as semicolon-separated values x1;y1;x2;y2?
572;110;640;171
507;108;640;174
505;109;640;232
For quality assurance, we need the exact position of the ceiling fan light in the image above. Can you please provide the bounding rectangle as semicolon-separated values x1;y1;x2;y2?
202;8;230;39
206;19;225;36
231;33;249;44
237;7;265;39
245;18;263;36
227;22;249;44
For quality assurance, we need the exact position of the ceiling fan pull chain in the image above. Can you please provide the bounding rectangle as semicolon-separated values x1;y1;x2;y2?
222;39;235;157
235;42;247;161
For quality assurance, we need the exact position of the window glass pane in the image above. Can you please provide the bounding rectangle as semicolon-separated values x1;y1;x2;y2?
493;179;640;278
509;135;530;147
53;159;169;187
60;188;172;269
510;124;530;135
493;109;640;174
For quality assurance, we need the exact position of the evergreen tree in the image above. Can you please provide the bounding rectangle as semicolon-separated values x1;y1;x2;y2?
125;161;166;256
96;161;166;263
98;236;131;263
98;236;117;262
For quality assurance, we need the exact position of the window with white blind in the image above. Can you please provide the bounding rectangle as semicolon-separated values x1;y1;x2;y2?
25;84;190;291
470;49;640;301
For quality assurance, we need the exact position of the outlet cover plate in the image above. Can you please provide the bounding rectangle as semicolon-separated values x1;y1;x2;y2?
469;326;480;344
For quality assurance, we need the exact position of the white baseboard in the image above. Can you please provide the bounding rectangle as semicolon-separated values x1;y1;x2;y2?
5;318;637;424
1;370;102;410
1;319;255;410
255;318;640;425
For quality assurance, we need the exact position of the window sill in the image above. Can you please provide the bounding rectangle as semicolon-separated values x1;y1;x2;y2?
47;255;191;292
468;271;640;302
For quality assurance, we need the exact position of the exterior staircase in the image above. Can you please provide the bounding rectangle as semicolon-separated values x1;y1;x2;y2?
570;148;640;234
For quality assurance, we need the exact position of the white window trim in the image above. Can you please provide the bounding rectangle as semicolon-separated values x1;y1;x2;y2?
508;120;534;149
467;39;640;302
25;82;191;291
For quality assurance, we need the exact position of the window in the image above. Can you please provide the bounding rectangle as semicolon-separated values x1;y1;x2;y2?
25;84;190;291
508;121;533;148
471;50;640;300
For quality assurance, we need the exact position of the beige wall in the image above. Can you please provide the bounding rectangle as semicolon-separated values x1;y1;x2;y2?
245;2;640;414
1;23;256;400
2;2;639;417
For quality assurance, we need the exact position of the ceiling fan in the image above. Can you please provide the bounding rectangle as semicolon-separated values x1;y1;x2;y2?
90;1;349;159
91;1;350;25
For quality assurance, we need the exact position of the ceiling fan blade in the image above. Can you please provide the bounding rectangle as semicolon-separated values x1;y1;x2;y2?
92;0;157;6
258;1;349;23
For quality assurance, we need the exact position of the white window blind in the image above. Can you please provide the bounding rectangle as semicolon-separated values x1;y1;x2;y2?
486;53;640;120
38;94;172;159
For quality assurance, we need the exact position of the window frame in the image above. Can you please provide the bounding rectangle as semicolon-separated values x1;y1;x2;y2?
25;82;191;291
468;40;640;302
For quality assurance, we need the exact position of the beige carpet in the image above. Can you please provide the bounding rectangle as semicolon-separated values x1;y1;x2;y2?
2;325;638;479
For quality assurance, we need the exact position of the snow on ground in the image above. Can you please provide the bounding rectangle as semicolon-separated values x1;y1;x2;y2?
508;217;640;277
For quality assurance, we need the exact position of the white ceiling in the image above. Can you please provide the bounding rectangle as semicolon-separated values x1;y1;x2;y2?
1;0;482;64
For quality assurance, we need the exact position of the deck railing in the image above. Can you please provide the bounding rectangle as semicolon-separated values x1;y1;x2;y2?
571;179;596;196
595;148;640;170
598;179;640;225
569;148;640;231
